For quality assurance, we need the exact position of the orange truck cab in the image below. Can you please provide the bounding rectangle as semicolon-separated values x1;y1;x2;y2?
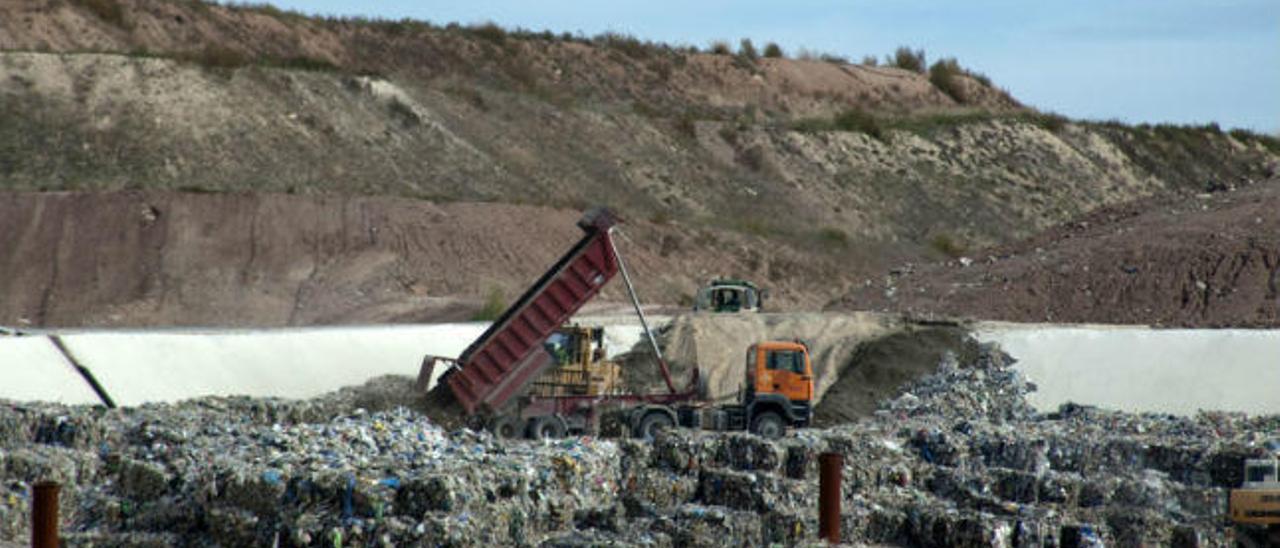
736;341;815;437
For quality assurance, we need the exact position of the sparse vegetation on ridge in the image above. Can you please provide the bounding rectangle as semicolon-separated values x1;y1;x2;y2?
890;46;926;73
792;109;1072;139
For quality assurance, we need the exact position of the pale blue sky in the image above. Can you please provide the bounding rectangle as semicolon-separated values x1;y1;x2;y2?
268;0;1278;132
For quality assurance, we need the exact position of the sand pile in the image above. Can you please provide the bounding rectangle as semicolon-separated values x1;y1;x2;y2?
812;324;978;426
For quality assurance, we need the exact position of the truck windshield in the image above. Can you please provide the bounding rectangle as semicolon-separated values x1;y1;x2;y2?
766;350;805;374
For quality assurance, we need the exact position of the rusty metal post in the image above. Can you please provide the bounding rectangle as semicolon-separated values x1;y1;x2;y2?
32;480;59;548
819;452;842;543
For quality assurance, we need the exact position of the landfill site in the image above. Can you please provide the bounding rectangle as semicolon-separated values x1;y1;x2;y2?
4;247;1280;548
3;1;1280;546
3;311;1280;547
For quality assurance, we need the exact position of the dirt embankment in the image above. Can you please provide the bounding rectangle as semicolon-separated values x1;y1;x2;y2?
811;324;977;426
0;191;859;327
1;50;1273;257
830;178;1280;327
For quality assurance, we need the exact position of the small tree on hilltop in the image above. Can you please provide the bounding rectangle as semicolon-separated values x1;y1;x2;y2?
890;46;926;73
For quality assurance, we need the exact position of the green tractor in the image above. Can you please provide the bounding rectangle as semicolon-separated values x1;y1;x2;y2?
693;279;765;313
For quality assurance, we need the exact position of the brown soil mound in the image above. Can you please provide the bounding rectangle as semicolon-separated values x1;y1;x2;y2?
830;178;1280;327
811;324;977;426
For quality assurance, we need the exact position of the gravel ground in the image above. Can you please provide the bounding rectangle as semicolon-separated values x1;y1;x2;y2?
1;343;1274;546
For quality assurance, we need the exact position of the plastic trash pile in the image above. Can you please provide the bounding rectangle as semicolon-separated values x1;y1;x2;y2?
1;344;1275;546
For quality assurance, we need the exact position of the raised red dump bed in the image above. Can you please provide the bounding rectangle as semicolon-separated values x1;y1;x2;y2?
444;208;622;415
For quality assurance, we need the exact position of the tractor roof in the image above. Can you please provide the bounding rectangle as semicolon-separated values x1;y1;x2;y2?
706;278;759;290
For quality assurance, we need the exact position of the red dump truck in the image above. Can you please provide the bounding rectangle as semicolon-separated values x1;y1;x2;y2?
421;207;813;439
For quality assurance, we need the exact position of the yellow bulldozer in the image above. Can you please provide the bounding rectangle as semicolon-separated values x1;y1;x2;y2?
1230;458;1280;547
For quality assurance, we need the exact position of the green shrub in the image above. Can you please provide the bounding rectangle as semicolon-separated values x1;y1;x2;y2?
738;39;758;61
819;53;849;65
763;43;784;58
717;125;738;145
929;57;966;103
182;45;249;69
444;84;488;111
929;233;967;258
471;288;507;322
790;117;830;133
890;46;926;73
469;22;507;45
1228;128;1253;141
1029;111;1068;133
674;112;698;139
1227;127;1280;152
273;56;337;72
709;41;732;55
833;108;884;140
818;227;849;246
740;219;771;237
860;55;879;66
598;32;652;60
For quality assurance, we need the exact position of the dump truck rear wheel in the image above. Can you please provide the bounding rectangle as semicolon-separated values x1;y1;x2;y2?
751;411;785;439
489;415;523;439
528;415;568;440
636;411;675;440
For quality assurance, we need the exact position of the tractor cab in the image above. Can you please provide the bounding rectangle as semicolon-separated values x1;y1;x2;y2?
693;279;764;313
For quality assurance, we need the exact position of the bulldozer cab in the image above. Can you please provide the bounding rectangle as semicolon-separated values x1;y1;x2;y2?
1230;458;1280;536
745;341;813;403
693;279;764;313
531;326;620;397
1245;459;1279;487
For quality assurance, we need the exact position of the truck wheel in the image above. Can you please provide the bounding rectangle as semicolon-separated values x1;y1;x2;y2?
635;411;675;440
489;415;523;439
750;411;785;439
528;415;568;440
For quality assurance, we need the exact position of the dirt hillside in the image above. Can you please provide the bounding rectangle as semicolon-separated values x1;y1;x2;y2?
1;1;1278;328
830;177;1280;327
0;0;1017;119
0;191;865;327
